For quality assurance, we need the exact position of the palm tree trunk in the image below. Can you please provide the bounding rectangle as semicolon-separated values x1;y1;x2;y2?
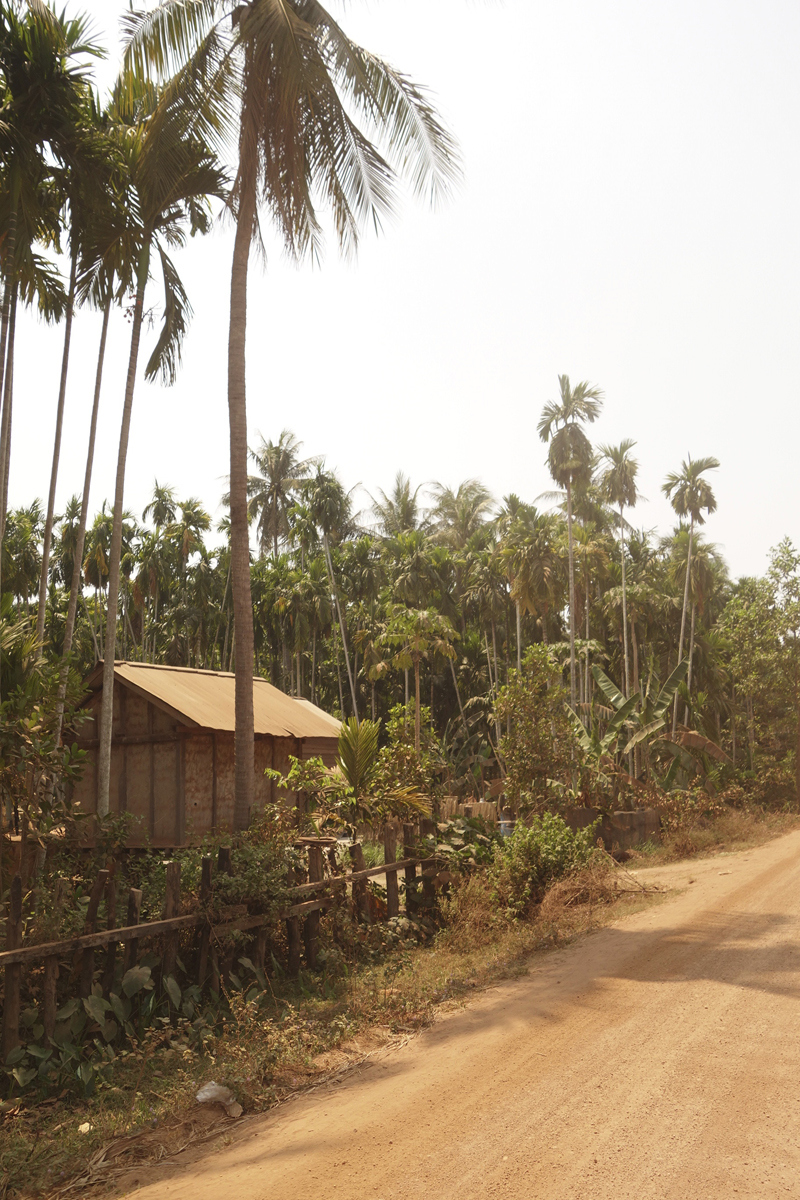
82;591;100;663
673;516;694;733
97;251;149;817
36;244;78;648
311;626;317;704
211;559;231;669
228;163;258;832
449;656;469;737
620;502;630;698
585;567;591;709
332;618;345;715
684;601;697;726
0;284;17;554
323;533;358;721
56;298;110;740
516;599;521;671
566;476;577;708
491;619;502;744
0;209;17;462
414;657;421;757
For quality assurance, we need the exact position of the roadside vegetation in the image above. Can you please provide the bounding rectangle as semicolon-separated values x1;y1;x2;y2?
2;4;800;1197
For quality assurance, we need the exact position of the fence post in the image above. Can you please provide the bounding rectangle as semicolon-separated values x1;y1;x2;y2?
80;870;110;997
102;873;117;997
384;824;399;919
303;846;323;969
162;861;181;985
349;843;370;922
2;875;23;1059
122;888;143;974
43;955;59;1041
197;857;212;990
403;824;418;915
285;867;301;977
217;846;232;876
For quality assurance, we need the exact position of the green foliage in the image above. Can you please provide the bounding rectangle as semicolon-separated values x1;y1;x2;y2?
422;815;500;872
0;604;87;836
488;813;599;918
496;646;573;811
336;716;380;797
267;712;432;837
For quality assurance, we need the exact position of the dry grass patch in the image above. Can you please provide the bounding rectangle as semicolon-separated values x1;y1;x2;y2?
626;807;800;866
0;866;665;1200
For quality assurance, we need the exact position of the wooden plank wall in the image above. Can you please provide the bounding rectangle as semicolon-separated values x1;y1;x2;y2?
72;684;318;843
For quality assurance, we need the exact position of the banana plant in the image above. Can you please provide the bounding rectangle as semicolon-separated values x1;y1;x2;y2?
566;690;641;779
592;660;689;756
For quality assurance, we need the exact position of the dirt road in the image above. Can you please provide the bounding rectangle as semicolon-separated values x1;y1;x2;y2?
123;830;800;1199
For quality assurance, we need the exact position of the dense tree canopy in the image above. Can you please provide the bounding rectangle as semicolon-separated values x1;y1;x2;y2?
1;2;797;837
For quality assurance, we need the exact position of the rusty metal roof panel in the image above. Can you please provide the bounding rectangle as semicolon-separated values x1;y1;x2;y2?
100;662;340;739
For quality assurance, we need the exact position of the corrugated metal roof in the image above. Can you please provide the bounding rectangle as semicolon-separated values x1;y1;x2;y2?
87;662;341;740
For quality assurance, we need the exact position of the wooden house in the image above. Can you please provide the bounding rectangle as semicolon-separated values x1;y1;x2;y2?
71;662;341;845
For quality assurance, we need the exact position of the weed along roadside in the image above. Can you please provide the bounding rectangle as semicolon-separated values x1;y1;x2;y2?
3;800;795;1198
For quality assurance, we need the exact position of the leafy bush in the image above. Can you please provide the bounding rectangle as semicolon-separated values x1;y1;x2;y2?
496;646;574;812
421;815;500;872
488;813;599;918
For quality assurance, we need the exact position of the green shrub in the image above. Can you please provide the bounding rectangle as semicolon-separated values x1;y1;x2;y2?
488;813;599;918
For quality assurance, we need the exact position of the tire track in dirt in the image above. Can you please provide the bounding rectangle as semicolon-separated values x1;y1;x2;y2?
119;829;800;1200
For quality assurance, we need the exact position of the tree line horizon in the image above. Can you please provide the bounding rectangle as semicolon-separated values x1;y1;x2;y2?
2;2;798;833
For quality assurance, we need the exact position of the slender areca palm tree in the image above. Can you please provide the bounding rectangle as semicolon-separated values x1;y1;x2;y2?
125;0;459;829
662;454;720;733
96;76;227;816
303;466;359;721
598;439;639;697
537;376;604;707
382;605;457;757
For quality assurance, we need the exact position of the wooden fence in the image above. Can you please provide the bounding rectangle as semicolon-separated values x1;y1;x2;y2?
0;824;441;1060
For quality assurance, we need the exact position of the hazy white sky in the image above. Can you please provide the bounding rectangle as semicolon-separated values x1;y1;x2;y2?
10;0;800;577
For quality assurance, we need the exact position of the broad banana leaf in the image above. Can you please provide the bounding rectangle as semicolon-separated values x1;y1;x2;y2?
653;660;689;718
592;665;626;711
660;755;682;790
566;705;595;753
622;718;666;755
601;692;641;749
674;730;732;764
657;739;698;775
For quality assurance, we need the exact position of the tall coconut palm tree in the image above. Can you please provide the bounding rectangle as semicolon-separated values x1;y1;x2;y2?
429;479;494;550
537;375;604;707
96;75;227;817
371;472;426;538
247;429;316;559
598;439;639;698
662;454;720;733
125;0;459;830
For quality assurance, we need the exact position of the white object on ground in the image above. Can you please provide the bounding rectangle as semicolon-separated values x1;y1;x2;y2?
196;1082;242;1118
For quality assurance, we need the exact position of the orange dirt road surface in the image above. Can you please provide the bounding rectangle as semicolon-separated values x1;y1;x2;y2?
123;830;800;1199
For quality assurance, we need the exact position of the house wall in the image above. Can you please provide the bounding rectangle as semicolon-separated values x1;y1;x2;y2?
72;681;334;845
